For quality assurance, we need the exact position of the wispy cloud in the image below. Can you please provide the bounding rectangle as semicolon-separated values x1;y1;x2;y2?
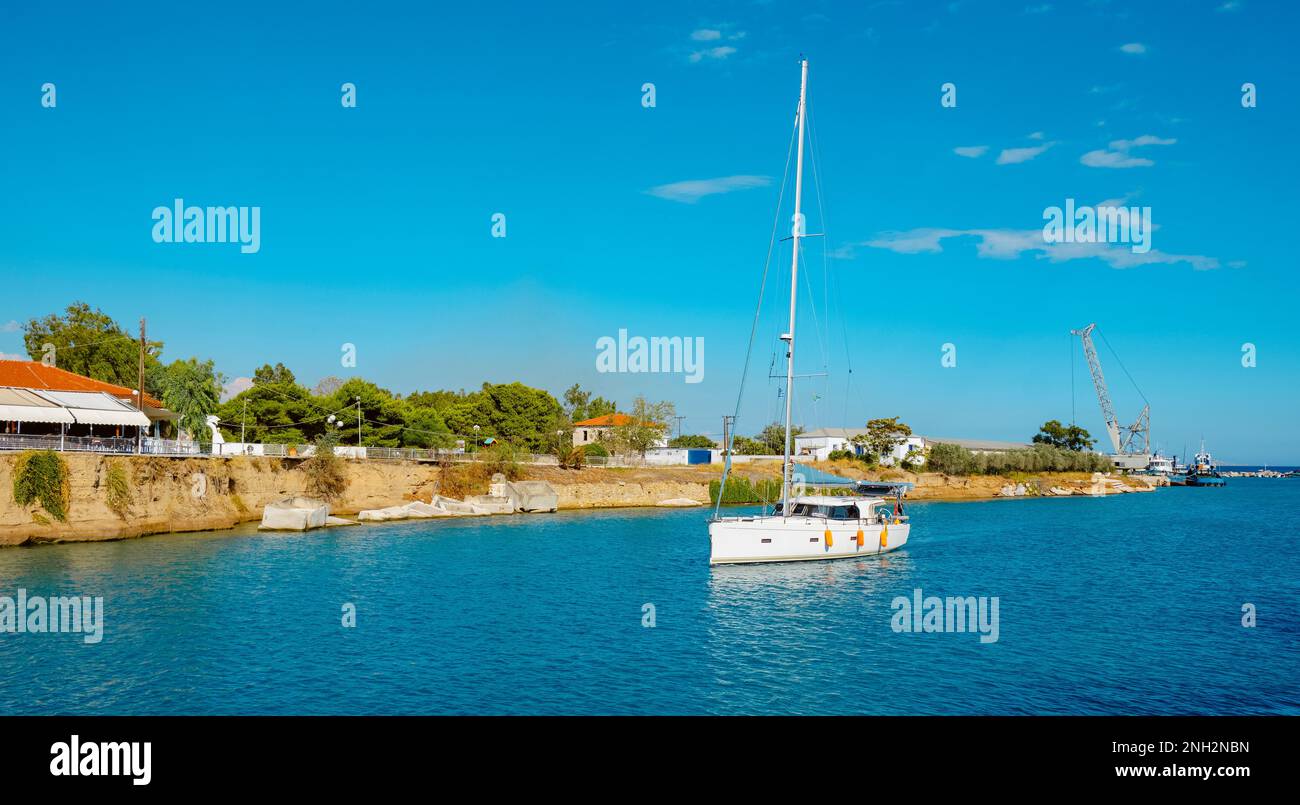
1217;1;1241;11
953;145;989;158
1;320;19;333
1119;42;1147;54
1025;4;1053;13
846;227;1222;271
0;352;26;361
687;25;745;62
996;142;1055;164
646;175;771;204
1080;134;1176;168
690;46;737;62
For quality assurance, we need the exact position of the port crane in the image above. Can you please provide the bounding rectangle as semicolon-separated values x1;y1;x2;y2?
1070;323;1150;470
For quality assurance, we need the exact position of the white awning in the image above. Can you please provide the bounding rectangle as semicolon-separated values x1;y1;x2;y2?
30;390;152;428
0;387;76;424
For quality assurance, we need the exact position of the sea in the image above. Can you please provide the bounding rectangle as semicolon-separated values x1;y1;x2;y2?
1;478;1297;715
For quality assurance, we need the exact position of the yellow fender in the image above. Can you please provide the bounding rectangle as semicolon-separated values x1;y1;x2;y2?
880;523;888;548
824;529;833;548
856;529;864;548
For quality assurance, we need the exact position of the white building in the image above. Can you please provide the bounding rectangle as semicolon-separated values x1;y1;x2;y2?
794;428;1030;465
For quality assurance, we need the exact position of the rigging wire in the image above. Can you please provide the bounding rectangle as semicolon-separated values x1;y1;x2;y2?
713;104;800;518
807;91;855;429
1098;329;1149;405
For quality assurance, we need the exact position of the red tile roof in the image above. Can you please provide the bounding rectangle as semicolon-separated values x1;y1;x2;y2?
572;413;635;427
0;359;164;409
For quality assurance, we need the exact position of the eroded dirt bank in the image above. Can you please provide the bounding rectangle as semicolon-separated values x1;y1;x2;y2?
0;454;1155;546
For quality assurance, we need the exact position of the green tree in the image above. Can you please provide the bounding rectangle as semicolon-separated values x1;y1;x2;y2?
852;416;913;463
1032;420;1095;451
730;435;767;455
611;397;675;457
157;358;222;445
216;370;315;445
23;302;163;389
253;362;297;387
757;422;803;455
669;434;717;449
563;384;617;423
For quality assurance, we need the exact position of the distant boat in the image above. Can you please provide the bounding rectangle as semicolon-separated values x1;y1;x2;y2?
708;59;912;565
1144;452;1175;476
1171;441;1226;487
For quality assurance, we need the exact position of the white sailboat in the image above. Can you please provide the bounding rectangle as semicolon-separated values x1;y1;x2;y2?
709;59;912;566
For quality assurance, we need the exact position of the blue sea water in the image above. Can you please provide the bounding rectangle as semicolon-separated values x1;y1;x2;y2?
1;479;1297;715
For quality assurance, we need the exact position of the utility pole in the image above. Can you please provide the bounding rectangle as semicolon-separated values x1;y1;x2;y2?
241;398;247;444
137;317;146;454
722;415;735;456
673;415;685;439
356;396;362;450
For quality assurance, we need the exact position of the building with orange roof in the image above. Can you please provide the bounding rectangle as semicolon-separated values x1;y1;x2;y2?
571;412;667;449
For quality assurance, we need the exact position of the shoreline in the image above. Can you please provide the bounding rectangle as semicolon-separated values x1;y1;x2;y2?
1;453;1171;547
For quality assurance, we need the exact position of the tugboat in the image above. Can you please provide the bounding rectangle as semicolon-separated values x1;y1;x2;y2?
1174;441;1227;487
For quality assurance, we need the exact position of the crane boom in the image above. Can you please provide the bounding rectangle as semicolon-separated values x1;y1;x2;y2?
1070;323;1123;454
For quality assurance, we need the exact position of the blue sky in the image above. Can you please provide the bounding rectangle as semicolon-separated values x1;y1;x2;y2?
2;1;1297;463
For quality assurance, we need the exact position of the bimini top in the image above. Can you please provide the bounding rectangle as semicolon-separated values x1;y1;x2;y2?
788;494;886;507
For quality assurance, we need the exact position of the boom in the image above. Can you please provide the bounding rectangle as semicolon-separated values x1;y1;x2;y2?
1070;323;1122;453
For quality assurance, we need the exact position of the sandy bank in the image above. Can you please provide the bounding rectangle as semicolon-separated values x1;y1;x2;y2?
0;453;1157;547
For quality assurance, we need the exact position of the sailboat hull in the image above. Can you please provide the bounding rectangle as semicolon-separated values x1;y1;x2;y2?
709;516;910;565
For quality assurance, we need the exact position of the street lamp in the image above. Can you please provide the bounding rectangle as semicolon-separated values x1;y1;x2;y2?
472;424;481;453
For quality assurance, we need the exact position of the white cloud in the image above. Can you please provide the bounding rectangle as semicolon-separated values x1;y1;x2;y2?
1119;42;1147;54
996;142;1054;164
1217;1;1241;11
691;29;721;41
1111;134;1176;149
1027;131;1045;140
855;227;1222;271
1025;3;1053;12
1;320;19;332
689;45;737;62
1081;150;1153;168
646;175;771;204
1080;134;1176;168
0;352;26;361
953;145;989;158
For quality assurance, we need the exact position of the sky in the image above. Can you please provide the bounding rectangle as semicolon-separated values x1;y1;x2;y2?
1;1;1297;463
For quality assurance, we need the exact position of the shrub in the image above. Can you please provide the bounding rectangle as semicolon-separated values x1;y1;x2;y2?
483;443;523;481
924;442;1112;475
709;475;783;505
300;433;349;500
105;460;132;520
925;443;975;475
13;450;71;522
437;458;490;499
581;442;609;458
555;444;586;470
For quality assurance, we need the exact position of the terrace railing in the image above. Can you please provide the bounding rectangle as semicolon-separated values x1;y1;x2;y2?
0;433;138;454
0;434;673;467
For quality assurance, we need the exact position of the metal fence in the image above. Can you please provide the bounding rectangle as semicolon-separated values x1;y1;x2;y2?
0;433;660;467
0;433;137;454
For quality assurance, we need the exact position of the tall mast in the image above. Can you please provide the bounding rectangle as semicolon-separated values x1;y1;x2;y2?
780;58;809;514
